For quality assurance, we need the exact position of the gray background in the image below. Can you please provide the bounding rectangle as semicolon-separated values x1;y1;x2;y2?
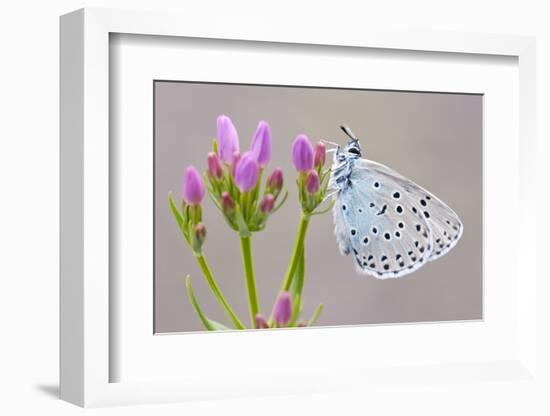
154;81;482;333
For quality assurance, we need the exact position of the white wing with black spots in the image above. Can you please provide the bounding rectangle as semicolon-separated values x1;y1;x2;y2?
332;157;463;279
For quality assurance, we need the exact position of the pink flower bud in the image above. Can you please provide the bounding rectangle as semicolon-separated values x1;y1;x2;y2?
217;115;240;163
305;170;320;194
194;223;207;244
273;291;292;327
207;152;222;179
314;141;326;168
255;313;269;329
267;167;283;194
221;192;235;213
259;194;275;214
231;151;241;176
182;166;205;205
234;151;259;192
291;134;314;172
250;120;272;167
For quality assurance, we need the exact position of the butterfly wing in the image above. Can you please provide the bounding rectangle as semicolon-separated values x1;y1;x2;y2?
333;158;463;279
359;159;464;261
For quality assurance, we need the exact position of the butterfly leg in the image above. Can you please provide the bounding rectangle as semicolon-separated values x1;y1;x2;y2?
321;139;340;148
330;162;347;173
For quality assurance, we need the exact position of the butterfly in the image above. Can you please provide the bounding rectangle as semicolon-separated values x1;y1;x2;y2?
329;125;463;279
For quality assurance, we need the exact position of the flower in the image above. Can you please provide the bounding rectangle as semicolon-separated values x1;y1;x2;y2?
221;191;235;213
194;223;207;244
231;151;241;176
314;141;326;169
234;151;259;192
191;222;207;254
250;120;272;167
255;313;269;329
207;152;222;179
266;167;283;197
305;170;320;194
273;291;292;327
182;166;205;205
217;115;240;163
259;194;275;214
291;134;314;172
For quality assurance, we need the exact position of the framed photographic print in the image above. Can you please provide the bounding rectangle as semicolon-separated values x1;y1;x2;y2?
60;8;538;407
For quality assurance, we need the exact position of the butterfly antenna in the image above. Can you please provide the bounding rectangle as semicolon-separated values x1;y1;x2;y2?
340;125;359;143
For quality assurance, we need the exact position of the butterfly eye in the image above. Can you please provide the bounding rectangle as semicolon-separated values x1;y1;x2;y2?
348;147;360;155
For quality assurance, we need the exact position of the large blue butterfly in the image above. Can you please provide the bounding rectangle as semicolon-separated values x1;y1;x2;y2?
330;126;463;279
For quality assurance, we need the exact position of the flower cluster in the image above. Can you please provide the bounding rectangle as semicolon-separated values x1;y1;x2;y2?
272;135;330;324
206;116;287;237
291;135;330;216
256;291;293;328
168;166;207;256
170;115;328;331
254;290;323;329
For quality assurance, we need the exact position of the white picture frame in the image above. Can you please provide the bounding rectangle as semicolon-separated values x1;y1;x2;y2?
60;7;537;407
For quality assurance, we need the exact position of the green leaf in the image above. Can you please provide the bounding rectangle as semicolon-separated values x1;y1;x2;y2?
311;199;335;216
288;293;301;327
307;303;324;327
206;187;222;211
289;244;305;327
169;192;183;228
206;319;230;331
185;275;230;331
204;172;219;197
271;190;289;214
251;168;263;206
320;167;331;185
234;205;251;237
169;192;189;243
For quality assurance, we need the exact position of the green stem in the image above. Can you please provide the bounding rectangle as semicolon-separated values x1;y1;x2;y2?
289;243;305;326
292;243;306;296
196;254;245;329
308;303;324;327
240;192;249;221
240;236;260;326
281;214;310;291
185;275;230;331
